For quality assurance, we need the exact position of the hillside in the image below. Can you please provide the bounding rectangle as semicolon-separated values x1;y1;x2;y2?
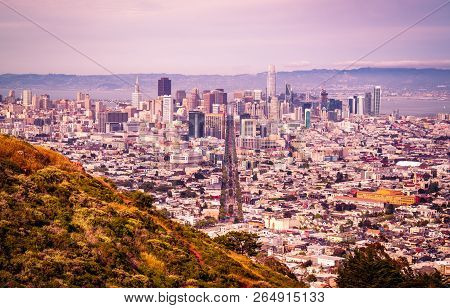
0;135;303;287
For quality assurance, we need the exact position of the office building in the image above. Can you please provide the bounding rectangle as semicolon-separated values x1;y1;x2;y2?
304;108;311;128
320;89;328;109
240;118;258;137
158;77;171;96
132;76;142;107
348;97;355;114
205;113;225;139
267;64;276;99
175;90;186;105
188;111;205;139
285;84;293;105
22;89;32;108
162;95;174;124
202;91;215;113
253;89;263;101
364;92;372;115
356;95;364;115
373;86;381;115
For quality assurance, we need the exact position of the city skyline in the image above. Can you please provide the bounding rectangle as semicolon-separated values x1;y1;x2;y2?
0;0;449;74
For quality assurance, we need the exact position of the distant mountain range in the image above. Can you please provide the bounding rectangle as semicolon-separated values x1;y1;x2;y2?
1;68;449;100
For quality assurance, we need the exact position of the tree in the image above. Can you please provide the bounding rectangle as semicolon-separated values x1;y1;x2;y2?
336;172;344;183
214;231;262;256
384;203;395;215
194;216;217;229
132;191;153;209
306;274;317;282
337;243;446;288
427;182;439;194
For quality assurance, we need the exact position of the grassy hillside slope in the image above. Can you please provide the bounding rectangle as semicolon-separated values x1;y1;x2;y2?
0;135;303;287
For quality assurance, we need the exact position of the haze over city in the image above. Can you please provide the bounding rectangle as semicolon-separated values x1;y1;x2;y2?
0;0;449;297
0;0;450;74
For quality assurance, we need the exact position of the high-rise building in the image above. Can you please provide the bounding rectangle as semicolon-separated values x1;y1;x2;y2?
240;119;258;137
187;88;200;111
356;95;364;115
84;94;92;118
294;106;303;121
175;90;186;105
22;89;32;108
202;91;215;113
269;97;280;121
267;64;276;99
76;92;85;102
158;77;171;97
348;97;355;114
98;111;128;133
327;99;342;111
364;92;372;115
205;113;225;139
253;89;263;101
188;111;205;139
162;95;174;124
95;101;104;123
285;84;293;105
304;108;311;128
320;89;328;108
373;86;381;115
132;76;142;107
212;89;227;105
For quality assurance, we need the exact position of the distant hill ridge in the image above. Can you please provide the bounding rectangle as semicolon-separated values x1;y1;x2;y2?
0;135;302;287
1;68;449;99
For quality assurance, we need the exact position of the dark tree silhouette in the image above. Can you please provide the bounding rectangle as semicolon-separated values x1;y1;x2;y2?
337;243;446;288
214;231;262;256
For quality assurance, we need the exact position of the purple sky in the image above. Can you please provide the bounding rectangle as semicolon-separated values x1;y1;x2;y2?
0;0;449;74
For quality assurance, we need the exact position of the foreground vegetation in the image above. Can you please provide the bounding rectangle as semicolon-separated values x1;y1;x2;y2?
0;135;302;288
337;243;447;288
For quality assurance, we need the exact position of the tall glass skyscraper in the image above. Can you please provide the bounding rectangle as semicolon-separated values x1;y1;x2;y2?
267;64;276;99
304;108;311;128
158;77;171;97
188;111;205;139
373;86;381;115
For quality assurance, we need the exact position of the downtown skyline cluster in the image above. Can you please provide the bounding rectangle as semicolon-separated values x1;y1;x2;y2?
0;59;449;287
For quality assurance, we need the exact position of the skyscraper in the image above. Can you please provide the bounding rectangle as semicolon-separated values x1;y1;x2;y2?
202;91;215;113
320;89;328;106
22;89;32;108
253;89;263;101
285;84;293;105
76;92;85;102
304;108;311;128
212;89;227;105
364;92;372;115
373;86;381;115
348;97;355;114
188;111;205;139
267;64;276;99
205;113;225;139
356;95;364;115
162;95;174;124
132;76;142;107
158;77;171;97
175;90;186;105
